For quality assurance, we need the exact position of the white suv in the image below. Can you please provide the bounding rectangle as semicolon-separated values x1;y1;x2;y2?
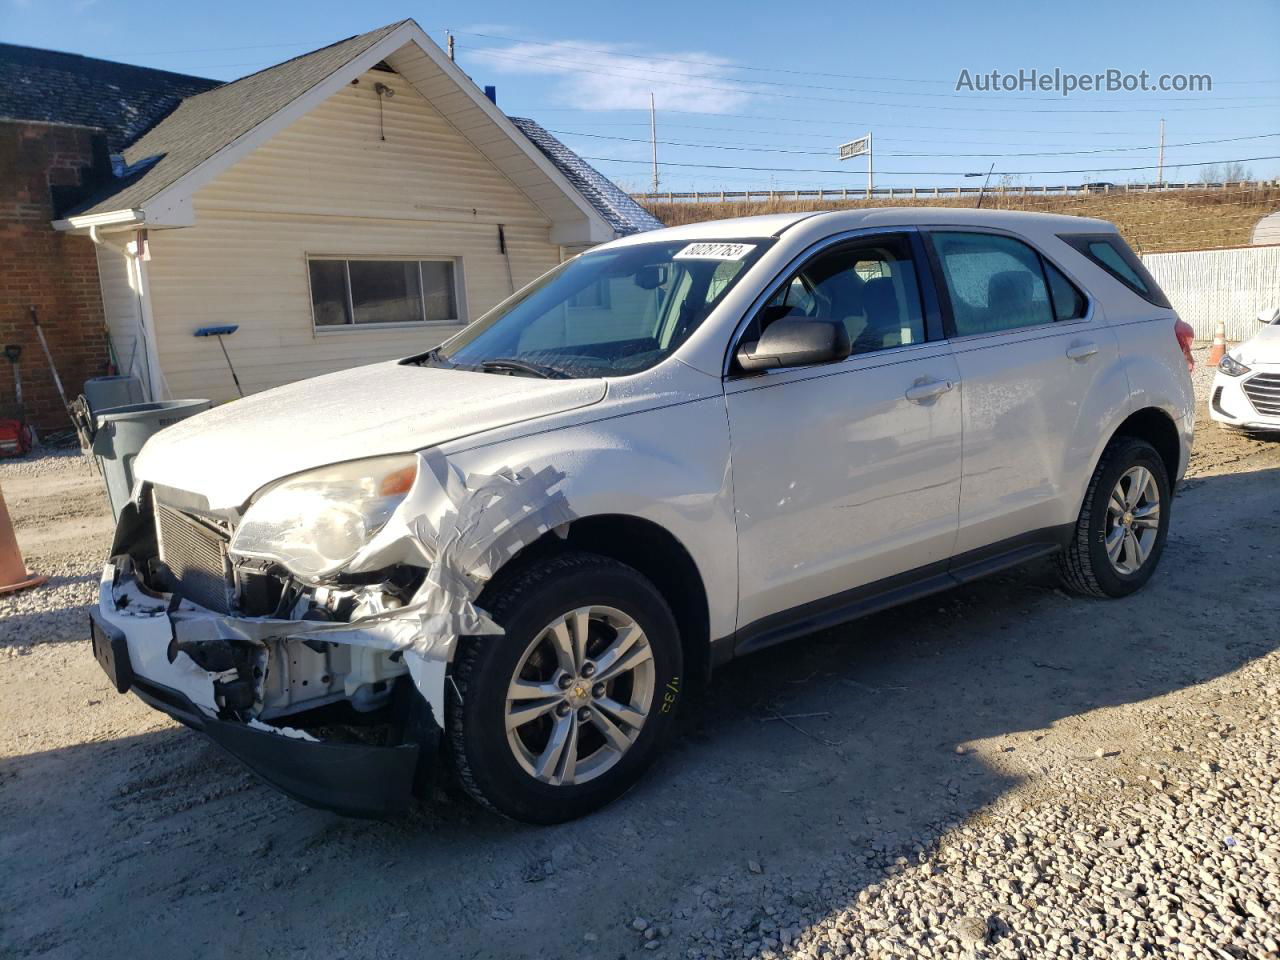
90;209;1195;823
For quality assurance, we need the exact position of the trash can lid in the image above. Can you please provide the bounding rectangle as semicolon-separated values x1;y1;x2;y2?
94;399;211;423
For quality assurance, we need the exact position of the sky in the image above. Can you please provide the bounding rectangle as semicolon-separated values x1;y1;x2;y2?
4;0;1279;194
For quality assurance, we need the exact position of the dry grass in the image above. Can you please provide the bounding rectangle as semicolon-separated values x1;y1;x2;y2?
640;186;1280;254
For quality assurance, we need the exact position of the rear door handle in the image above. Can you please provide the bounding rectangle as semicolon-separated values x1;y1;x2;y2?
905;379;955;404
1066;341;1099;361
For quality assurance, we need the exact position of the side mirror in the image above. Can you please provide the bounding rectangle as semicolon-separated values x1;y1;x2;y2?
736;315;851;372
1257;306;1280;326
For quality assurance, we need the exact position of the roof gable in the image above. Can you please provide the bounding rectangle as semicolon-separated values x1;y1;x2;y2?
0;42;220;152
64;22;405;220
58;21;639;243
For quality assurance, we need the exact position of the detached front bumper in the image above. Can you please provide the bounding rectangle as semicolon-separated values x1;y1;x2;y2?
90;563;431;819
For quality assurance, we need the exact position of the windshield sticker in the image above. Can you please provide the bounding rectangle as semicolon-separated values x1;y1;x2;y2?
673;242;757;261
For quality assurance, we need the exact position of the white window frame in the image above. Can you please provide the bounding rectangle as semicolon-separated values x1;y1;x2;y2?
306;254;466;333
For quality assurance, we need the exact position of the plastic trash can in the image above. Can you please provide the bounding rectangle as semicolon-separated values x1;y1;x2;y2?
83;375;145;417
91;399;212;520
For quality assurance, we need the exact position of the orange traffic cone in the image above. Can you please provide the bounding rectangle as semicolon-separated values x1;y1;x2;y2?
0;482;46;595
1207;318;1227;367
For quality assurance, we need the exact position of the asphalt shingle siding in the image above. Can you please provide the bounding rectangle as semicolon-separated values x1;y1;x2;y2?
508;117;664;237
0;43;220;153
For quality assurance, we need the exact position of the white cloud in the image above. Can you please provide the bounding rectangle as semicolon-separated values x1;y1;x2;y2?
468;40;755;114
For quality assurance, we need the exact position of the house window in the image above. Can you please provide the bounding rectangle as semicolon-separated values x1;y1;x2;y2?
567;278;611;311
308;257;459;328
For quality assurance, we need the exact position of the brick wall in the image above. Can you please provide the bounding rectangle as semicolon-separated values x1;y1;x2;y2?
0;120;111;432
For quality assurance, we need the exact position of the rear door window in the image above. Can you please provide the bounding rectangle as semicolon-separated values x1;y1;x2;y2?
928;232;1054;335
928;231;1092;334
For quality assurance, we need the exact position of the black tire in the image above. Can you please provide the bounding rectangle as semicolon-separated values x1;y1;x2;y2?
446;551;683;824
1058;436;1172;599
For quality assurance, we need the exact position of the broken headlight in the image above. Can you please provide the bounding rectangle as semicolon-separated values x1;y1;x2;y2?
230;455;419;580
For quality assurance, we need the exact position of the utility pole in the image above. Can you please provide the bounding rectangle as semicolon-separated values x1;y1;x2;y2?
1156;118;1165;187
866;132;874;198
649;92;659;194
447;31;455;62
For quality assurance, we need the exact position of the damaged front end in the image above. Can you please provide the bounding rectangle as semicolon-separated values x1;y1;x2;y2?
90;449;573;819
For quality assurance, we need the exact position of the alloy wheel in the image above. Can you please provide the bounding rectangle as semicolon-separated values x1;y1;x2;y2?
1105;464;1161;575
504;605;655;786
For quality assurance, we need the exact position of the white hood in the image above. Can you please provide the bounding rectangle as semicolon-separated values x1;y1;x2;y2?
134;361;606;508
1235;321;1280;366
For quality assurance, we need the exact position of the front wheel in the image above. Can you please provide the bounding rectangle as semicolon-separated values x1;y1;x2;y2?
1058;436;1171;598
446;552;683;823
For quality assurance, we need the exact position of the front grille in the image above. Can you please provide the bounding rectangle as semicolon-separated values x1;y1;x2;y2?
155;502;232;612
1242;372;1280;419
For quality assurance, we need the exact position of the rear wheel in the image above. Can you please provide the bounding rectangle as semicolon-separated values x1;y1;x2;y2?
1058;436;1171;598
446;552;682;823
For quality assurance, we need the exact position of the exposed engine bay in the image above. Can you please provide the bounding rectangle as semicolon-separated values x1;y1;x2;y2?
103;449;575;731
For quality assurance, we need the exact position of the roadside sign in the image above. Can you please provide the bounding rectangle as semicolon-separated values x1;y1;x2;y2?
839;135;871;160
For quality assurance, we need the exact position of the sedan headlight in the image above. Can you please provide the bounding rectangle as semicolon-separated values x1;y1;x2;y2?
230;455;419;579
1218;354;1251;377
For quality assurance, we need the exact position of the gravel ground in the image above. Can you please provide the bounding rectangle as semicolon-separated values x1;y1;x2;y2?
1;346;1278;960
1;451;110;657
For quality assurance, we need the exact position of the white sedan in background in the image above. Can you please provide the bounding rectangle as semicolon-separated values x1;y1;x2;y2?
1211;307;1280;432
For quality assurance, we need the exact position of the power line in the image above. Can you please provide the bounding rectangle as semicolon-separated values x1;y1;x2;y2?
107;27;1280;95
581;153;1280;177
467;46;1279;113
548;129;1280;160
479;43;1256;105
451;30;1280;93
590;122;1276;151
449;30;948;85
543;121;1162;148
514;106;1268;137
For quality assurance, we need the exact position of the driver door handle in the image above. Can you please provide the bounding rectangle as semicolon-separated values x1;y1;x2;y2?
1066;340;1099;362
905;378;955;404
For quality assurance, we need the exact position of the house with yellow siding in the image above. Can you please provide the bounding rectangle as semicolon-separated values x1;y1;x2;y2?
49;19;662;404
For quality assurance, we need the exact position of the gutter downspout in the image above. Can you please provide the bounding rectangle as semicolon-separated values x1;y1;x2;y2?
88;225;166;402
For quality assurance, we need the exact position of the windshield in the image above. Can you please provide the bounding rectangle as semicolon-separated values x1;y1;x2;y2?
437;239;772;378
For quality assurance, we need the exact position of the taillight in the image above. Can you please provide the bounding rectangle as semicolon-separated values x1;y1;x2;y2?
1174;318;1195;372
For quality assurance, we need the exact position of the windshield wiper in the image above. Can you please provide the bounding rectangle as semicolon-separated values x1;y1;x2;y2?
479;358;569;380
405;346;452;368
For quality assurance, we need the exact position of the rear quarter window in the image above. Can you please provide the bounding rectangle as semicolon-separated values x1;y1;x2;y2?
1059;233;1172;309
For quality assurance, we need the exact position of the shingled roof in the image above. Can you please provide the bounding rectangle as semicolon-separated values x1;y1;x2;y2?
35;21;658;239
508;118;664;237
0;42;220;152
66;22;407;218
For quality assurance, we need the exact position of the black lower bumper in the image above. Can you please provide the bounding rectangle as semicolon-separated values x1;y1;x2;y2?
90;610;424;820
